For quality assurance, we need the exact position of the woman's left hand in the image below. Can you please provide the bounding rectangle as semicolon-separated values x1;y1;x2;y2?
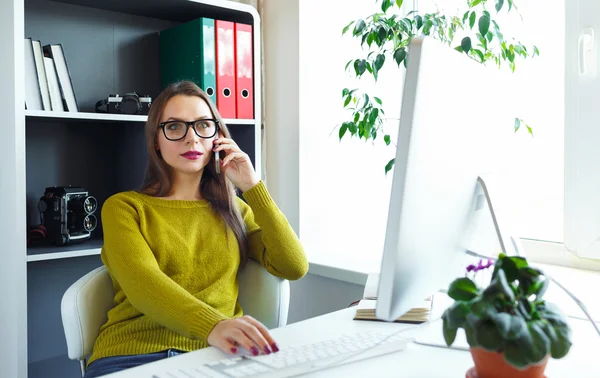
213;137;259;192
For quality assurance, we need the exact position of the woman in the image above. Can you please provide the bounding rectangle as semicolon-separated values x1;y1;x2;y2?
84;81;308;378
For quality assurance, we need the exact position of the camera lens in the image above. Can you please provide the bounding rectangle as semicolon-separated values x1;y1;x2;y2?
83;214;97;232
70;195;97;214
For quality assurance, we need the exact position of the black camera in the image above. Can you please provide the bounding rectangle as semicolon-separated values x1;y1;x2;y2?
37;186;98;246
95;93;151;115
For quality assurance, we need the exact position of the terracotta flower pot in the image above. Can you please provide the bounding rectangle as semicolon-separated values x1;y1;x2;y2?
467;348;548;378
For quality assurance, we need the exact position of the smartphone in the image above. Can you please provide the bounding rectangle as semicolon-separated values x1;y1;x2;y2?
215;151;220;174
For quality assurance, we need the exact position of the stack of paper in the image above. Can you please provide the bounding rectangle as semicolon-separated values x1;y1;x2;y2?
353;298;433;324
356;273;433;323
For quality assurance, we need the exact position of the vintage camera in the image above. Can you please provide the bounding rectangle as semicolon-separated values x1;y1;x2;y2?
37;186;98;246
95;93;151;115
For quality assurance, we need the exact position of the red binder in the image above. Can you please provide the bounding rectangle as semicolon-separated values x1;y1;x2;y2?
215;20;236;118
234;23;254;119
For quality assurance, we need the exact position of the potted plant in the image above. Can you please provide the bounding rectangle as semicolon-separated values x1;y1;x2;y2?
442;254;572;378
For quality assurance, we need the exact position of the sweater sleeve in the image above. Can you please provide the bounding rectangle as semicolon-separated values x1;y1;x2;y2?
240;181;309;280
100;195;229;342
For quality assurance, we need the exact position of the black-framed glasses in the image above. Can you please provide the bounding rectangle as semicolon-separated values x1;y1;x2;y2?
158;119;220;141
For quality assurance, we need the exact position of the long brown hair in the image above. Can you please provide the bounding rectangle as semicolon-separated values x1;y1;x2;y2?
139;81;249;268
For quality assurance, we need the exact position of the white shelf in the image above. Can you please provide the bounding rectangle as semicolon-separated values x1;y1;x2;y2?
25;110;256;125
25;109;147;122
27;239;103;262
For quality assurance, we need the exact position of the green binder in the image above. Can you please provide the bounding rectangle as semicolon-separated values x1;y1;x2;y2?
160;17;217;104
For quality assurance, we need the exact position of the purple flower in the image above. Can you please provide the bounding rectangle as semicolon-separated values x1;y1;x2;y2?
466;259;494;273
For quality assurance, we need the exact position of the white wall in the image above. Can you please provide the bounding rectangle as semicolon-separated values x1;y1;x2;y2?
0;0;28;377
262;0;300;233
287;274;365;324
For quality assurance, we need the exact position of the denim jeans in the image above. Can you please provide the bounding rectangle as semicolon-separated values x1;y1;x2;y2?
84;349;186;378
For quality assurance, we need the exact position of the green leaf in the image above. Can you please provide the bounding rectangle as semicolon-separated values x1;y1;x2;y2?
484;269;515;303
470;298;497;318
487;31;494;42
345;60;353;71
342;20;355;36
400;18;412;32
374;97;383;105
471;0;483;6
447;277;479;301
361;33;368;47
454;46;464;53
495;0;505;12
548;321;572;359
461;37;472;53
367;32;375;47
381;0;392;13
472;49;484;62
385;158;395;174
353;112;360;123
396;0;404;8
339;123;348;139
375;54;386;71
492;313;526;340
514;117;520;132
342;88;349;97
464;321;478;347
354;19;366;35
504;341;529;368
348;122;358;134
355;59;367;76
384;134;391;145
423;20;433;35
444;301;470;329
478;15;490;36
442;317;458;346
378;26;387;43
534;46;540;56
343;96;352;108
469;12;476;29
414;15;423;30
508;0;513;11
528;323;551;364
476;320;504;351
531;278;549;299
394;48;407;66
493;254;528;282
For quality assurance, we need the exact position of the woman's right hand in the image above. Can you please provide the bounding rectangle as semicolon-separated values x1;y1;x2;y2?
207;315;279;356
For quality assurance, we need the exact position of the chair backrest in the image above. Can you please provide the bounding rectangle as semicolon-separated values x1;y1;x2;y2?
61;266;114;361
61;260;290;362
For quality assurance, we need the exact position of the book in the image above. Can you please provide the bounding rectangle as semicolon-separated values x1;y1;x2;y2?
32;40;51;110
43;44;78;112
353;298;433;324
24;38;42;110
356;273;433;323
43;57;64;111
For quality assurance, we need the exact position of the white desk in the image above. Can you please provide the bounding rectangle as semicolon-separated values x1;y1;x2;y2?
104;294;598;377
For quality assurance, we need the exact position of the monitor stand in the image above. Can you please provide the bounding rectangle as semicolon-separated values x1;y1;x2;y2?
462;174;525;261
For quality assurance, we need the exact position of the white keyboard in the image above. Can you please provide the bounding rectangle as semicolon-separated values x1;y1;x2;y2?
155;330;411;378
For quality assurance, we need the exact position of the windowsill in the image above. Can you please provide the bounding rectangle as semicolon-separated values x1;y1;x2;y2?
307;242;600;322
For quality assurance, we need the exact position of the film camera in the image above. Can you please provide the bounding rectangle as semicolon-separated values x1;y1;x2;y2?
37;186;98;245
95;92;152;115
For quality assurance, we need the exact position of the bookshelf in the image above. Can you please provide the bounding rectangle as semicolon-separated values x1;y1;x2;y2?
3;0;262;377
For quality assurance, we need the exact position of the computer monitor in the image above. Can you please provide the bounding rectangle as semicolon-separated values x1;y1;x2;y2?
375;37;522;322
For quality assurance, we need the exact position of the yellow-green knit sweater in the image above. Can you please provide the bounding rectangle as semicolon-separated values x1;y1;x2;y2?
87;181;308;366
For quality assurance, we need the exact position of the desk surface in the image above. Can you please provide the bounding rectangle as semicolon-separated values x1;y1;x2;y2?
105;296;598;377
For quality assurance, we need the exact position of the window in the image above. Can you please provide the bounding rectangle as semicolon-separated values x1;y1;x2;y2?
299;0;600;272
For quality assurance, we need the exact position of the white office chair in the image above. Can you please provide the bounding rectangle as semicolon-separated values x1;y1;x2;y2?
61;260;291;377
